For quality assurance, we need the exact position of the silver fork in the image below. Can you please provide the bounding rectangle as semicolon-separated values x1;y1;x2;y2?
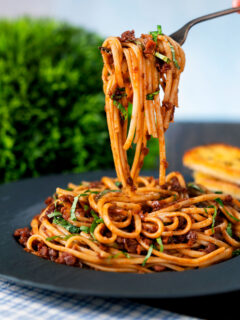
170;7;240;45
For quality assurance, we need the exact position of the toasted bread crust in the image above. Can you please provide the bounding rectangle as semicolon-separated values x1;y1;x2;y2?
194;171;240;199
183;143;240;184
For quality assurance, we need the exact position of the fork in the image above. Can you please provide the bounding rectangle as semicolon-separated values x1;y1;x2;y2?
170;7;240;45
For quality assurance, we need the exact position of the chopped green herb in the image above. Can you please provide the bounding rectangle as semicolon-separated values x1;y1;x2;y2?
98;189;120;198
146;90;160;100
70;196;79;221
90;220;98;238
226;223;233;237
111;252;122;259
108;251;130;260
80;225;90;233
187;182;204;193
53;215;80;234
78;190;100;197
211;206;218;234
83;189;100;195
46;235;64;241
66;187;73;191
155;52;171;64
168;41;180;69
156;237;164;252
83;205;89;211
115;181;122;188
47;211;62;218
204;208;208;215
150;25;162;43
90;210;104;238
233;249;240;256
113;100;128;120
142;244;153;266
122;251;130;258
46;234;77;241
157;25;162;34
173;194;177;201
128;102;133;118
215;191;223;194
78;193;89;197
215;198;240;222
90;210;99;220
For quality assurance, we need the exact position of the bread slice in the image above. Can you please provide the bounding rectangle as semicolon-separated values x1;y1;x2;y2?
183;143;240;184
194;171;240;199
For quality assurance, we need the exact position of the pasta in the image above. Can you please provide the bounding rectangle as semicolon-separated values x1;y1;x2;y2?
14;28;240;273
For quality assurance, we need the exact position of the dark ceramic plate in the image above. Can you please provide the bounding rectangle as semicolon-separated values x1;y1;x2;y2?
1;170;240;298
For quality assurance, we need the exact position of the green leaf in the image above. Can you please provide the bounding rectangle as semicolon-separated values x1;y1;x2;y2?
168;41;180;69
109;252;122;259
146;90;160;101
78;190;100;197
90;210;104;238
233;249;240;256
157;25;162;35
150;25;162;43
70;195;79;221
46;234;77;241
155;52;171;64
98;189;120;198
80;225;90;233
156;237;164;252
187;182;204;193
142;244;153;266
113;100;128;120
47;211;62;218
211;206;217;234
53;215;80;234
46;235;64;241
108;251;130;259
150;31;158;43
226;223;233;237
215;191;223;194
66;187;73;191
215;198;240;222
90;220;98;238
122;251;130;258
68;225;81;234
90;210;99;220
83;204;89;211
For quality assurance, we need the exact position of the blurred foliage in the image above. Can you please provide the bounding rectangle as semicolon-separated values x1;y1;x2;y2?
0;18;158;183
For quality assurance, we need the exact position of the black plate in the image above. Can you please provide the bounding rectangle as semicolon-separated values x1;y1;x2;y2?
1;170;240;298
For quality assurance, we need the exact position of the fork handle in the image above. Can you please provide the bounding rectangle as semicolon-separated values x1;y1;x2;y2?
171;7;240;45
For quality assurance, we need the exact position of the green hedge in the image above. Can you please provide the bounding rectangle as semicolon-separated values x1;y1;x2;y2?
0;18;158;183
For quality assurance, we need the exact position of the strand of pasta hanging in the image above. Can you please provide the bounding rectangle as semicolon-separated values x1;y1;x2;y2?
100;27;185;187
